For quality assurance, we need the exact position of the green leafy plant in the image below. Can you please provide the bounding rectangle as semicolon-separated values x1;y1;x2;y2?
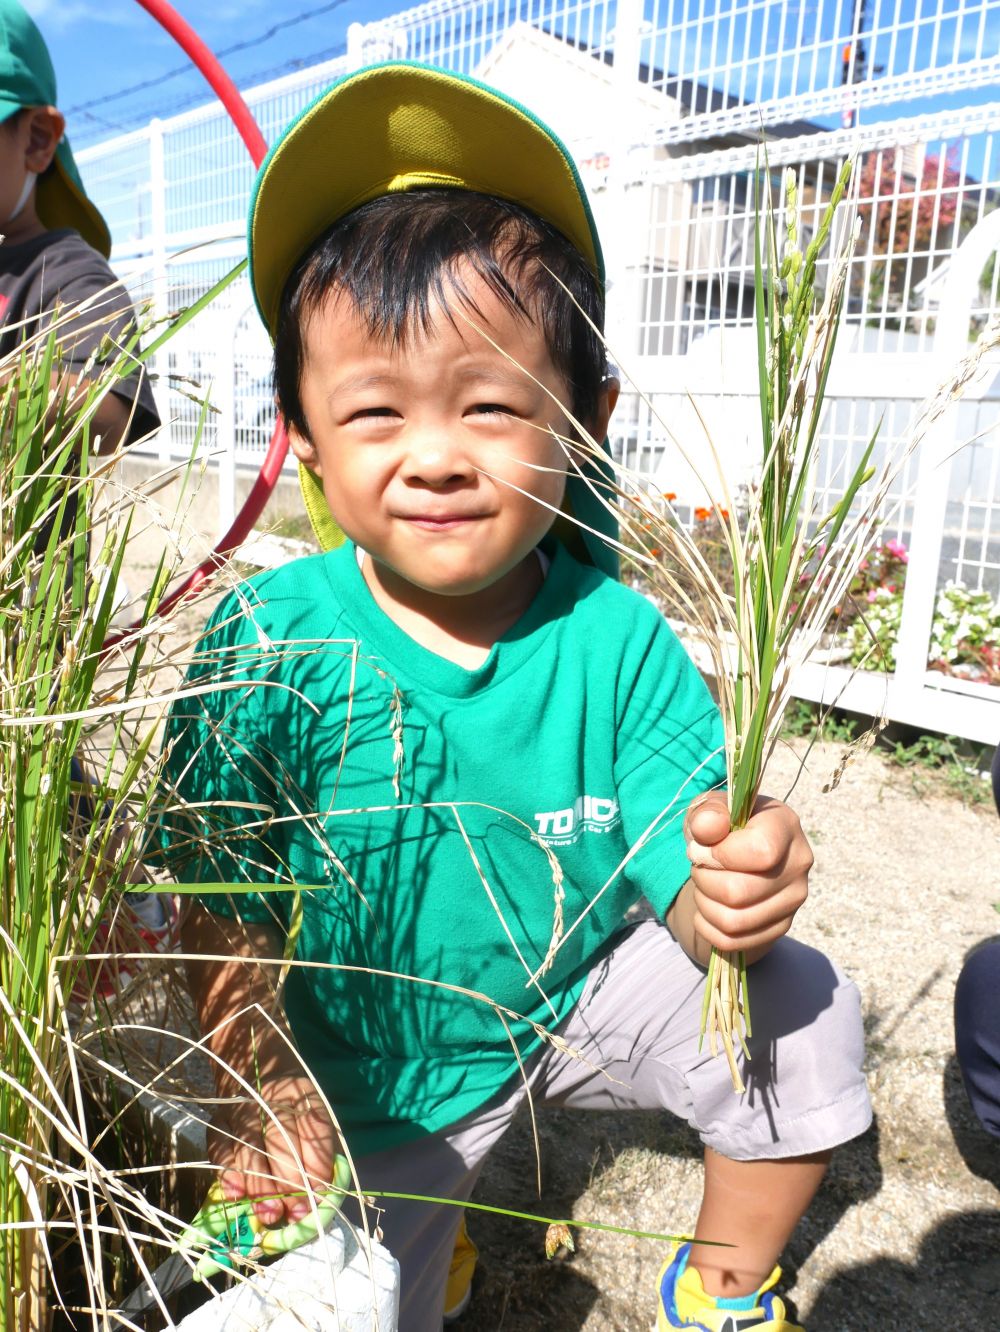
885;732;992;806
929;582;1000;679
781;699;863;746
850;584;904;669
834;537;909;629
846;578;1000;678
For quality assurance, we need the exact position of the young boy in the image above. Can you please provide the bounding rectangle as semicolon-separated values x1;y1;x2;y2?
157;64;871;1331
0;0;159;448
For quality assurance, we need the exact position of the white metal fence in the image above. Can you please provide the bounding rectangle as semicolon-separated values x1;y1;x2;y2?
77;0;1000;741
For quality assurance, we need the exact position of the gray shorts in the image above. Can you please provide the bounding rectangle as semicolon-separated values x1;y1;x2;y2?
350;920;871;1330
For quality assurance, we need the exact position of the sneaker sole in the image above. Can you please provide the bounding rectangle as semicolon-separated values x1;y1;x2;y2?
443;1284;472;1323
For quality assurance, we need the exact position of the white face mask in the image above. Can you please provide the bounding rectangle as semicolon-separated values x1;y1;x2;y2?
7;169;37;225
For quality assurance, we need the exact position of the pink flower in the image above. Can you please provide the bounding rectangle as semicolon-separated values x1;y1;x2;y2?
867;590;878;602
884;539;908;561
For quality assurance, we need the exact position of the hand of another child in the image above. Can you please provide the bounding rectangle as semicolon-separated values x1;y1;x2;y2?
684;792;813;963
208;1072;346;1226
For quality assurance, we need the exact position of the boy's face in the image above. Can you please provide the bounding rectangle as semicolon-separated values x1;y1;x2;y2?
290;267;606;608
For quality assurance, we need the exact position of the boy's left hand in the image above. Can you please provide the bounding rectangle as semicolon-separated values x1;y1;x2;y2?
680;792;813;965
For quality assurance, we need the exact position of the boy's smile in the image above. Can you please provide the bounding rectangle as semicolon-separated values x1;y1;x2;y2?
290;268;611;658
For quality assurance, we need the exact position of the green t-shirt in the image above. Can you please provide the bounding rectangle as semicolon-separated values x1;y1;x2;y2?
157;541;725;1155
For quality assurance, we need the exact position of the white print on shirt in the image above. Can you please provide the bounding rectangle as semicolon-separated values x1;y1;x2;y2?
534;795;621;846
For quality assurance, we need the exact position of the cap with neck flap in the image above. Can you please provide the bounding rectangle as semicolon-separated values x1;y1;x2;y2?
0;0;111;257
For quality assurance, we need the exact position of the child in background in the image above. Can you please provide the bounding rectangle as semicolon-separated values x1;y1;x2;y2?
0;0;166;956
0;0;158;447
953;745;1000;1140
156;64;871;1331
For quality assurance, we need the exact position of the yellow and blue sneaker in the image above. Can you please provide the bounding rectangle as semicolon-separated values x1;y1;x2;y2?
443;1214;478;1323
657;1242;804;1331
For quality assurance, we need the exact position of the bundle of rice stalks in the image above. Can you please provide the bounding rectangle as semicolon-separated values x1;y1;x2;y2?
553;160;999;1091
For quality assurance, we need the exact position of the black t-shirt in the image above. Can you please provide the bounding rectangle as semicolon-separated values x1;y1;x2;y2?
0;228;160;445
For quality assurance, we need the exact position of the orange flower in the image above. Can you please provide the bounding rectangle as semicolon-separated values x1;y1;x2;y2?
649;546;663;557
663;491;677;502
718;508;730;520
694;506;711;521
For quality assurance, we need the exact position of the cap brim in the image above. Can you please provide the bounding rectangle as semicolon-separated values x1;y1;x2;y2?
249;61;602;336
36;144;111;258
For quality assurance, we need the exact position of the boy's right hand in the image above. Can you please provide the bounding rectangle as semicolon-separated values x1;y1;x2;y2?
208;1072;346;1226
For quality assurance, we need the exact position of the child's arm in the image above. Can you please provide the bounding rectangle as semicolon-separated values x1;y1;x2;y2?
182;903;345;1225
665;792;813;968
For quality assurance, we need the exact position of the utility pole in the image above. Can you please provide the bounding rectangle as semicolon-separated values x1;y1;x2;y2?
840;0;884;128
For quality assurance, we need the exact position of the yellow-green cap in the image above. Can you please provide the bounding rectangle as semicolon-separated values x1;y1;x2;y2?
248;61;603;338
248;61;616;574
0;0;111;257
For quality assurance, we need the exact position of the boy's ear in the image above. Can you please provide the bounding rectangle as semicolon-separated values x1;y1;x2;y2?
285;413;320;473
590;374;620;442
24;107;64;175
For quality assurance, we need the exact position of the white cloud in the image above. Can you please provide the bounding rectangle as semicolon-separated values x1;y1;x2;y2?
22;0;142;33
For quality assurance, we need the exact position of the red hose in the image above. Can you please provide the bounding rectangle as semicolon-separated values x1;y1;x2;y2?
106;0;289;639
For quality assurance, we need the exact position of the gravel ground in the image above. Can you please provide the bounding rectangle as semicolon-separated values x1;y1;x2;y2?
116;503;1000;1331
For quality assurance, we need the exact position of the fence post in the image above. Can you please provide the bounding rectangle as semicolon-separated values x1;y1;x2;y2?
147;117;170;466
215;327;237;540
347;22;365;71
611;0;643;87
604;0;646;368
892;208;1000;693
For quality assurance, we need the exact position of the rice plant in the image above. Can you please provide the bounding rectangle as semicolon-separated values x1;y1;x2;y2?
0;284;244;1330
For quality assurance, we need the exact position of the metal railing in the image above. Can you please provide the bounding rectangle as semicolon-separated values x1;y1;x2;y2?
75;0;1000;741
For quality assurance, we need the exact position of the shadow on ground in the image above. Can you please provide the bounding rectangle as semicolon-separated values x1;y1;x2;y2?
807;1207;1000;1328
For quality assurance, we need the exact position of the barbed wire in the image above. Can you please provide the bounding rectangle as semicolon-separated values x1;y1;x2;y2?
73;38;349;146
66;0;352;117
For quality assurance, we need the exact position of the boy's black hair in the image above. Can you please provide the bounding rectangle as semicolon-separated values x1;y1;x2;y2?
274;188;606;439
